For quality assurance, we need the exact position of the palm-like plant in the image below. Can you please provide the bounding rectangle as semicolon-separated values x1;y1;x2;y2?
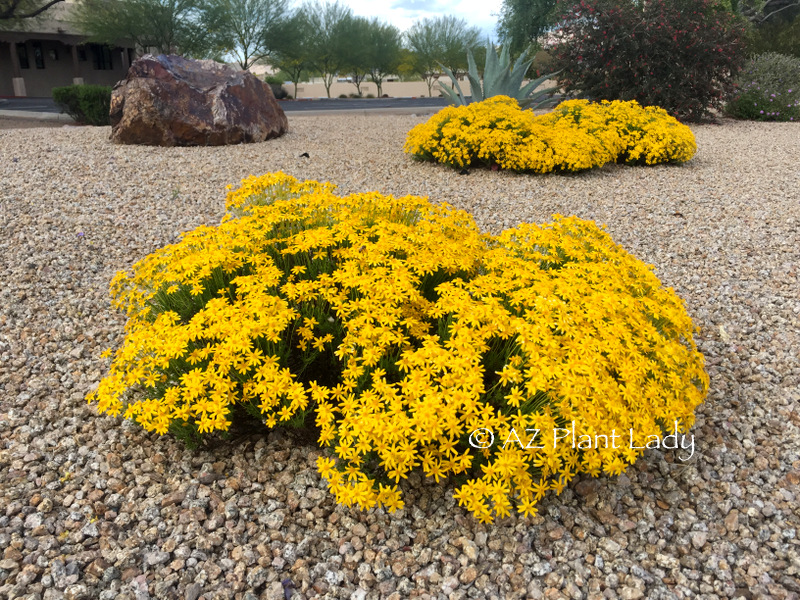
439;41;560;109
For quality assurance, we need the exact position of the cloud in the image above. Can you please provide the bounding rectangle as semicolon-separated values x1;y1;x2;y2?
337;0;502;35
389;0;448;11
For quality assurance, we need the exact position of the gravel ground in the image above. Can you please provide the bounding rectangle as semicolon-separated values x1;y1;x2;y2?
0;117;66;130
0;115;799;600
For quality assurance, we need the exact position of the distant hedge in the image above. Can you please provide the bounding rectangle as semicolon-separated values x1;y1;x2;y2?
52;84;112;126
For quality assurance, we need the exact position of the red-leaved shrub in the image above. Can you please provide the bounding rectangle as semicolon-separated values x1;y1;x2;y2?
550;0;748;122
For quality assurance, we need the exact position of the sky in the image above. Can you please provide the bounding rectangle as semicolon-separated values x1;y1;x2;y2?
336;0;504;38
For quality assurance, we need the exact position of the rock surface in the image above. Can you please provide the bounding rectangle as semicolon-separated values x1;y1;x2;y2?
110;54;288;146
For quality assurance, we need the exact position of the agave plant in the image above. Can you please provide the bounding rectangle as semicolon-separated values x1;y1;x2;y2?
439;42;560;109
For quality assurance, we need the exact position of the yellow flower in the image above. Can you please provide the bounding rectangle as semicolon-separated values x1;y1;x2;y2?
88;171;707;524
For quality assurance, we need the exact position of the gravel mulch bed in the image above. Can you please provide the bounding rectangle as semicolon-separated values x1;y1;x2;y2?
0;117;66;130
0;115;798;600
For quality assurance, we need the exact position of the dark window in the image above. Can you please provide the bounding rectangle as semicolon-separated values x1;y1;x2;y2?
78;47;87;62
48;48;58;61
32;42;45;69
91;44;113;70
17;44;30;69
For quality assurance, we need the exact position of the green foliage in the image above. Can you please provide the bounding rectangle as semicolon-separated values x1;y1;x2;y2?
75;0;228;57
301;0;353;98
725;52;800;120
497;0;559;55
267;11;313;98
366;20;402;97
404;15;481;97
336;14;372;96
551;0;749;122
438;41;559;109
52;84;112;126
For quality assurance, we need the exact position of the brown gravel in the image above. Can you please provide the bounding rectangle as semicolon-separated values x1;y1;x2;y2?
0;114;798;600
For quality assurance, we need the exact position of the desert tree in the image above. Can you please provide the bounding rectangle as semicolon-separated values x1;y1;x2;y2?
302;0;353;97
404;16;480;96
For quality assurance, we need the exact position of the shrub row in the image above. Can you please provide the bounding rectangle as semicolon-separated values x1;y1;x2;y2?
404;96;697;173
88;172;708;522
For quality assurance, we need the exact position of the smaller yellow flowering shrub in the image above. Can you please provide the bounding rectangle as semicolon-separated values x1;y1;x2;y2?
404;97;697;172
89;172;708;523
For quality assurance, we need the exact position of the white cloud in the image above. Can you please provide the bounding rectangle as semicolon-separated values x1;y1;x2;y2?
336;0;503;36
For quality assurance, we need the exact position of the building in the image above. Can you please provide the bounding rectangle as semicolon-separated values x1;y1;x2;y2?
0;1;133;97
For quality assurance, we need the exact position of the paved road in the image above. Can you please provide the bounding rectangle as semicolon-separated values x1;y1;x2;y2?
0;95;565;115
0;97;63;113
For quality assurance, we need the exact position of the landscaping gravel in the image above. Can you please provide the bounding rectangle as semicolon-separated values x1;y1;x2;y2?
0;114;799;600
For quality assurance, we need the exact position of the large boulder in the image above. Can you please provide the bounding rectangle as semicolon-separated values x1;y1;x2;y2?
110;54;288;146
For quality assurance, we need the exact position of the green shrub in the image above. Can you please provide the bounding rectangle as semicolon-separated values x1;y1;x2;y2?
550;0;748;122
725;53;800;121
264;75;285;85
52;84;112;126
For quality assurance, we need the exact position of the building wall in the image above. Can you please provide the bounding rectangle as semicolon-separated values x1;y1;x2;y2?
0;43;14;93
1;40;131;97
286;78;558;100
288;80;451;99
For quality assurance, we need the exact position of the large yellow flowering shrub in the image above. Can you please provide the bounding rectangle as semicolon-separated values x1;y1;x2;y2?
89;172;708;523
404;97;697;172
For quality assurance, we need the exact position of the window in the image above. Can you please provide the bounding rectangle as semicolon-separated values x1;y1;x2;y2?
32;42;45;69
78;47;87;62
91;44;113;70
17;43;30;69
48;48;58;61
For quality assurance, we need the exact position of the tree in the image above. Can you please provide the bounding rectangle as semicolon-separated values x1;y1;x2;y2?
302;0;353;98
0;0;64;20
404;18;440;96
366;20;401;97
497;0;559;54
405;16;481;97
75;0;227;57
212;0;291;70
436;16;481;79
268;10;313;96
337;15;372;95
551;0;748;121
394;48;418;81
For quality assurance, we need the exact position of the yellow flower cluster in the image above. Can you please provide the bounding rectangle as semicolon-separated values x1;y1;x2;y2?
404;96;697;172
88;172;708;522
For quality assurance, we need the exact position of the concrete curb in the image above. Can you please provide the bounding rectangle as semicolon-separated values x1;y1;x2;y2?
0;110;75;121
